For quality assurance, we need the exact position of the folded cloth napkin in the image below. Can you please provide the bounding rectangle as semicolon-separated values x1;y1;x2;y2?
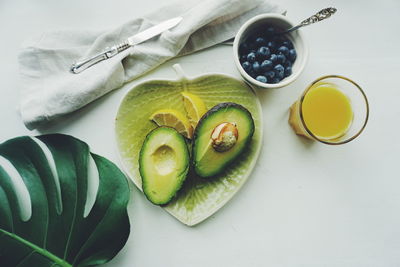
18;0;282;130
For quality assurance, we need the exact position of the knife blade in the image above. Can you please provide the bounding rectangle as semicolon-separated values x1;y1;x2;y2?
128;17;182;46
70;16;182;74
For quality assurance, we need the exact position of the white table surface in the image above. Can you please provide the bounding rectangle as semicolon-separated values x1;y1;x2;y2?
1;0;400;266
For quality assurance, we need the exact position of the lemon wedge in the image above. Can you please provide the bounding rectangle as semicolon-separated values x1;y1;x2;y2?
181;92;207;130
150;109;193;139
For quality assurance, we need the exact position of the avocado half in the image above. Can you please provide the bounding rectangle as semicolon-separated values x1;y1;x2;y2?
192;102;255;178
139;126;190;205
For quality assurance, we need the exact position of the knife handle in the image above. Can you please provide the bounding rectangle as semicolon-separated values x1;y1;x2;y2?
70;41;130;74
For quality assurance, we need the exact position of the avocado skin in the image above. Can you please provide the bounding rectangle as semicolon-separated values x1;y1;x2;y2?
192;102;255;178
139;126;190;205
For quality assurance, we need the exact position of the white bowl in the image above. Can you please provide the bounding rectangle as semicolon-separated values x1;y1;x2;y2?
233;13;308;89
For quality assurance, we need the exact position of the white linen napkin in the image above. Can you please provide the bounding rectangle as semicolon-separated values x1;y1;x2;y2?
18;0;282;130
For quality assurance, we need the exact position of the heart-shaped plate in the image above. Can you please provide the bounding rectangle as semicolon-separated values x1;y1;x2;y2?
114;64;263;226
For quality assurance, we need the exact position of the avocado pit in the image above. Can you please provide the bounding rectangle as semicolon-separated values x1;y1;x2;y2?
211;122;238;152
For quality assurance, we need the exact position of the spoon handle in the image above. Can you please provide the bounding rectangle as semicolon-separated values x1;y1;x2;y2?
300;7;337;27
283;7;337;34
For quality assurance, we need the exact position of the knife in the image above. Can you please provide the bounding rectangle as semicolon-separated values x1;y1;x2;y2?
70;16;182;74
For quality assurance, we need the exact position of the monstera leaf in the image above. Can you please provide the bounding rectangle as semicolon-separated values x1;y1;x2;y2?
115;64;263;226
0;134;130;266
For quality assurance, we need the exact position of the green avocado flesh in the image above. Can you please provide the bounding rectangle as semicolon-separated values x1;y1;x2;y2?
139;127;190;205
193;102;255;178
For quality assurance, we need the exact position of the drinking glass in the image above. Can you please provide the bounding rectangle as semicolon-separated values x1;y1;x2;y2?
289;75;369;145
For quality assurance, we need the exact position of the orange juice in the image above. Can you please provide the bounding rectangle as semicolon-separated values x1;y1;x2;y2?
301;84;353;139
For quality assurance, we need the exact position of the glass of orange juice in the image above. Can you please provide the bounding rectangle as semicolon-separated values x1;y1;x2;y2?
289;75;369;145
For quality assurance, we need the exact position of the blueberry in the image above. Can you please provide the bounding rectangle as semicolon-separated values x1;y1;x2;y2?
256;46;271;59
266;26;276;36
278;46;290;56
275;72;284;80
270;54;278;63
264;70;275;80
240;54;247;62
248;70;257;78
274;64;285;79
256;75;268;83
284;60;292;68
270;78;281;84
255;37;267;47
274;64;285;72
261;60;273;71
252;61;261;73
276;54;286;64
247;52;256;63
282;40;293;49
241;61;252;72
288;49;297;61
267;41;277;51
284;66;292;77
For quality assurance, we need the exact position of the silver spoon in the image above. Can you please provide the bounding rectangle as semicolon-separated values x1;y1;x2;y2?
278;7;337;35
220;7;337;46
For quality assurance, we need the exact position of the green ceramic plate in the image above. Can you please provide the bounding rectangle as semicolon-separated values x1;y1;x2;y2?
115;64;263;226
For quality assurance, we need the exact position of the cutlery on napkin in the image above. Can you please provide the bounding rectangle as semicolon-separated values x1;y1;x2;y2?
18;0;283;130
70;17;183;74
